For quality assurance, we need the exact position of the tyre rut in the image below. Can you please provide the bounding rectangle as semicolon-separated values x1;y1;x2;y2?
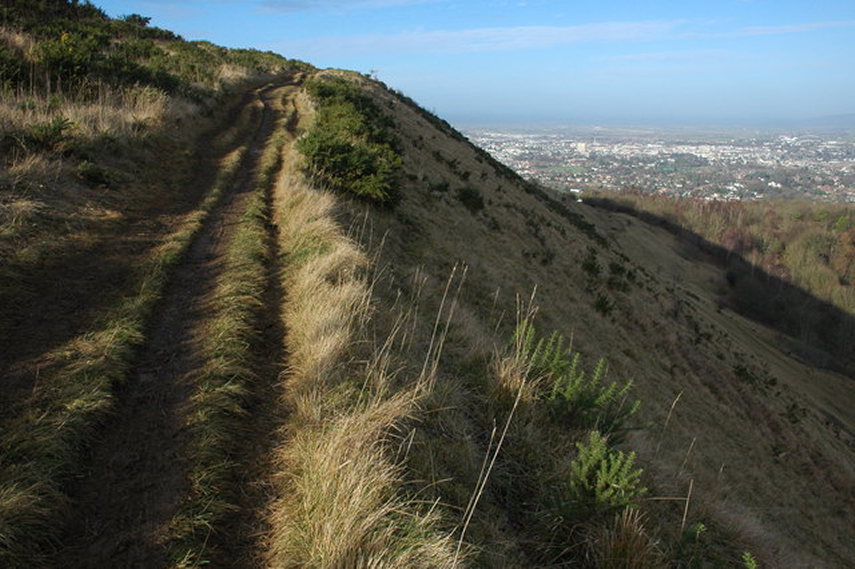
214;83;305;569
57;81;290;569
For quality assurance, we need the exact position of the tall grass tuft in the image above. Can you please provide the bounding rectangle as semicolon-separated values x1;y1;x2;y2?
590;508;664;569
270;392;458;568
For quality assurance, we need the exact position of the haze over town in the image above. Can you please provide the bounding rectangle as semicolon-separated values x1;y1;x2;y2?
95;0;855;127
466;126;855;202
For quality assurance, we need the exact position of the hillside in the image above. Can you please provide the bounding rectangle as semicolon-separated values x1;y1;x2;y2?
1;5;853;568
582;194;855;360
336;74;854;567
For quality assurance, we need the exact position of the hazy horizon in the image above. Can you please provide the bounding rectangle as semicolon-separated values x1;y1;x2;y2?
455;113;855;132
96;0;854;127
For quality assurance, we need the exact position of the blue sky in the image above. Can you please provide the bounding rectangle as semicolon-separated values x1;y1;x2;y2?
96;0;855;126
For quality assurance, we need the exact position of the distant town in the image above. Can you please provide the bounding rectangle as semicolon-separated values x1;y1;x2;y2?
464;127;855;202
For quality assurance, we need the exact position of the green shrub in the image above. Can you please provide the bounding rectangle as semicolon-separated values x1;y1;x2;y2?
547;430;646;521
35;31;108;87
18;116;75;153
550;353;638;435
305;76;396;146
296;128;401;202
429;180;450;193
607;261;633;292
1;3;302;99
297;76;402;204
497;321;649;564
582;246;602;279
594;292;615;316
742;551;759;569
513;321;640;436
675;522;707;569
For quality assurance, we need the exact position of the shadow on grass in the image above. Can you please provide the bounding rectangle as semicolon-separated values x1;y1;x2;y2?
585;196;855;375
0;80;281;419
0;236;140;392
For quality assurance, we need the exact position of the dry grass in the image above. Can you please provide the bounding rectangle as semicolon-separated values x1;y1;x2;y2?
168;95;288;566
3;56;851;566
0;84;258;285
265;131;461;567
487;300;543;417
274;147;370;405
589;508;664;569
217;63;254;85
0;84;186;143
0;27;35;58
0;29;280;264
0;153;125;258
270;391;458;568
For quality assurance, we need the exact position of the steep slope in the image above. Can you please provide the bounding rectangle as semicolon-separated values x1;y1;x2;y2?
327;73;854;568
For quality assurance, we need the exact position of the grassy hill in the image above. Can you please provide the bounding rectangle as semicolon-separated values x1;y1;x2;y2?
320;73;854;568
1;4;853;568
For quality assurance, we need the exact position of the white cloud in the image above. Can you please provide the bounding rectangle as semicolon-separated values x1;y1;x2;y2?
737;20;855;36
275;20;684;56
683;19;855;39
271;17;855;61
260;0;443;12
600;49;729;62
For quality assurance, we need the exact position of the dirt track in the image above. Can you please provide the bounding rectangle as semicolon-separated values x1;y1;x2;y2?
55;79;302;568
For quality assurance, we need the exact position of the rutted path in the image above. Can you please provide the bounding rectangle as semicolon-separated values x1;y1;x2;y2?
58;78;301;568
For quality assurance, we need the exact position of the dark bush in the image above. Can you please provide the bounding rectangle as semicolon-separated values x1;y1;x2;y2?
0;46;27;86
297;76;402;204
456;186;484;214
76;160;114;188
19;116;75;153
